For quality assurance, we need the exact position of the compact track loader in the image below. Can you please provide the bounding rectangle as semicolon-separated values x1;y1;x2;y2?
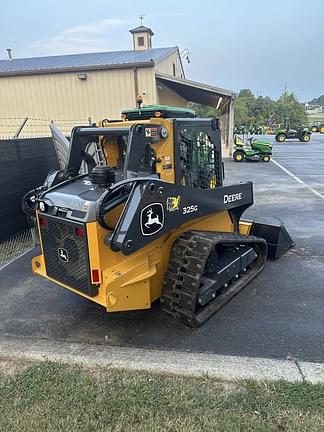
23;105;293;327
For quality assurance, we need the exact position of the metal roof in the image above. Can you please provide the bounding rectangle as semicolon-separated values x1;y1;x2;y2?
156;73;235;111
0;47;177;77
129;26;154;35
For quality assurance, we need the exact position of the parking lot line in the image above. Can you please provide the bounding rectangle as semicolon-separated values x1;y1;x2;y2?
271;158;324;201
274;157;324;159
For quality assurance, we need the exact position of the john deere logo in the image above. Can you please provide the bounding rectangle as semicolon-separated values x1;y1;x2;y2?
140;203;164;236
58;248;69;263
166;195;181;212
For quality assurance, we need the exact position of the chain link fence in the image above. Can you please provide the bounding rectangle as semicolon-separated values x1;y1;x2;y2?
0;229;35;270
0;117;91;270
0;116;90;139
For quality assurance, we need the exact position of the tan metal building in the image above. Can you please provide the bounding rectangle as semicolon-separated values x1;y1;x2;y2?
0;26;235;154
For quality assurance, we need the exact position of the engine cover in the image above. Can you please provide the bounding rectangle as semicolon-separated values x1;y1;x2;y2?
40;176;103;223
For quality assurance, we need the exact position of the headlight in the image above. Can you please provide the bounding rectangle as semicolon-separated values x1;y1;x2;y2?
39;201;46;212
160;126;168;138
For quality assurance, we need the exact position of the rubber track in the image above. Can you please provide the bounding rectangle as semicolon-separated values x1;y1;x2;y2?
160;231;267;327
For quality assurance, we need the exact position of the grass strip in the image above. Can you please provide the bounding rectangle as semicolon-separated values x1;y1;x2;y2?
0;361;323;432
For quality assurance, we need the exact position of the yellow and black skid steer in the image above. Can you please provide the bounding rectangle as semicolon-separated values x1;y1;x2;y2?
23;105;293;327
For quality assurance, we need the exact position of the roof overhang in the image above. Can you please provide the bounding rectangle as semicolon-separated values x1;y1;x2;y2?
0;61;154;78
156;73;236;112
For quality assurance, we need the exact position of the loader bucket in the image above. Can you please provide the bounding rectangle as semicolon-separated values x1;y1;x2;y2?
250;220;294;259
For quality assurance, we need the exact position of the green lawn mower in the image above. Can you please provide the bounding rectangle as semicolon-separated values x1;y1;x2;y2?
233;135;272;162
275;119;311;143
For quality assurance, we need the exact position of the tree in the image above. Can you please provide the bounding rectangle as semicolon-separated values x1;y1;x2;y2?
275;92;307;124
190;89;307;127
189;102;219;118
251;96;276;125
233;89;306;127
233;98;249;125
309;95;324;105
238;89;254;99
234;89;256;126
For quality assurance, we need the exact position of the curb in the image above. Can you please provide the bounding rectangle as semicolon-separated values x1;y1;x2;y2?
0;337;323;383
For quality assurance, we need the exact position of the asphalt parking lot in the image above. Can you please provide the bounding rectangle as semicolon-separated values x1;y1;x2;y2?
1;133;323;363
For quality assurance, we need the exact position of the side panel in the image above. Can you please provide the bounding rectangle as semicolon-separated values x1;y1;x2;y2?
154;51;185;78
136;68;157;105
0;68;136;137
101;210;239;311
110;179;253;255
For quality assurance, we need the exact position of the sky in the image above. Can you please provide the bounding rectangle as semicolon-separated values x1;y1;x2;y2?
1;0;323;101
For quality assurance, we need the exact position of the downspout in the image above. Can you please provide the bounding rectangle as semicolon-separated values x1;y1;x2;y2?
133;67;139;101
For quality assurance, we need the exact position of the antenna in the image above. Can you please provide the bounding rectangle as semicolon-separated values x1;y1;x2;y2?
6;48;13;61
139;14;145;25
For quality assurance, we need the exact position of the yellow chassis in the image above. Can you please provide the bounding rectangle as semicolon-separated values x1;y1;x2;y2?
33;213;252;313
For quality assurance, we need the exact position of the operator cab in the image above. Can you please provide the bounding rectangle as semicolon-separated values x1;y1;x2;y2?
52;105;222;191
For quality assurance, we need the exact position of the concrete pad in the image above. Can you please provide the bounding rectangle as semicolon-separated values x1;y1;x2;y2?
0;336;304;382
298;361;324;384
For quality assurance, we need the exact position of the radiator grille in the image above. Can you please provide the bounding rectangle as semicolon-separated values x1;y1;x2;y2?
39;215;94;295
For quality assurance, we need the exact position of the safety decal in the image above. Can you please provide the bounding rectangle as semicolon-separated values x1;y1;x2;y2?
140;203;164;236
166;195;181;212
145;127;158;138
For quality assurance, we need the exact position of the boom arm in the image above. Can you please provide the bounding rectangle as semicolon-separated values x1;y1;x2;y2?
106;178;254;255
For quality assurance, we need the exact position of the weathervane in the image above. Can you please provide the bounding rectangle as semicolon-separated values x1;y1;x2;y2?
139;14;145;25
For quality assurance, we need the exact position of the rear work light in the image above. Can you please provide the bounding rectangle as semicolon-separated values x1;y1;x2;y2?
91;269;100;284
75;227;84;238
39;217;48;227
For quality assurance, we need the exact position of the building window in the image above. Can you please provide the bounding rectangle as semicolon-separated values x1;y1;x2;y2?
172;63;176;76
138;36;144;47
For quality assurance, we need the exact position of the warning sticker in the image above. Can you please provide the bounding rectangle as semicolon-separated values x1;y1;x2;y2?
145;127;158;138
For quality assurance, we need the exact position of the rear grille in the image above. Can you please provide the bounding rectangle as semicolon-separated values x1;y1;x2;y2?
38;214;97;296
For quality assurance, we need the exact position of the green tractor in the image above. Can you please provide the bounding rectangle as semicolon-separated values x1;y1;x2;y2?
234;124;265;135
234;125;248;134
233;135;272;162
309;122;324;133
275;119;311;143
